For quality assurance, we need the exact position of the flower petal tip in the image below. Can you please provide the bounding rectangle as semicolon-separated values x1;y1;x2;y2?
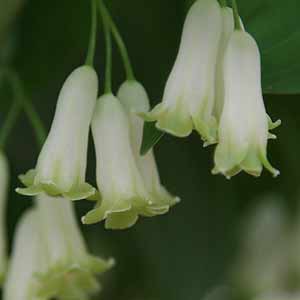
63;183;97;201
155;121;192;138
15;186;41;196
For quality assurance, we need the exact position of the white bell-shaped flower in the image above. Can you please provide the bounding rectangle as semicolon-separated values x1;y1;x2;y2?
213;30;280;178
4;199;114;300
0;152;8;284
141;0;222;144
82;94;170;229
16;66;98;200
3;208;45;300
33;194;114;299
117;80;180;213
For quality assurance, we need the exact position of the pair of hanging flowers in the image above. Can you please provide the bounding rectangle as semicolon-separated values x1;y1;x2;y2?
14;0;180;230
142;0;280;178
16;66;179;229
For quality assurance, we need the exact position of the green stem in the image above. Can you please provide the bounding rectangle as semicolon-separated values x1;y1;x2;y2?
219;0;227;7
232;0;241;30
98;1;135;81
0;74;22;149
22;97;46;147
0;70;46;148
100;2;113;94
85;0;98;67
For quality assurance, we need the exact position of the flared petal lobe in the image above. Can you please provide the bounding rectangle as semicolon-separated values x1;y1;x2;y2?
16;66;98;200
142;0;222;144
213;30;280;178
117;80;180;211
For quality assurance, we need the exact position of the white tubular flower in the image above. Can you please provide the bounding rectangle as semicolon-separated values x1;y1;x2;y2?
16;66;98;200
0;152;8;284
141;0;222;144
3;208;44;300
213;30;281;178
33;194;114;299
82;94;168;229
117;80;180;214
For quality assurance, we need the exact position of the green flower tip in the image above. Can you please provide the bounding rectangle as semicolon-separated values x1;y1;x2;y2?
81;200;138;230
212;113;281;179
16;169;97;201
82;193;179;230
212;150;280;179
139;102;193;138
268;115;281;130
140;102;218;145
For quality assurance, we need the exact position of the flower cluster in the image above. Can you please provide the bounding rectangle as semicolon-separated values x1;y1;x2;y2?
16;65;179;229
0;0;283;298
142;0;280;178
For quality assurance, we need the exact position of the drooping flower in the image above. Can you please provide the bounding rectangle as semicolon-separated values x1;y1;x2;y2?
141;0;222;144
117;80;180;213
0;152;8;284
16;66;98;200
3;208;44;300
34;194;114;299
213;30;281;178
4;194;114;300
82;94;171;229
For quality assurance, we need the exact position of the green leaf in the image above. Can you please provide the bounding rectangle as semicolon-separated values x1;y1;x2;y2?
140;122;165;155
239;0;300;94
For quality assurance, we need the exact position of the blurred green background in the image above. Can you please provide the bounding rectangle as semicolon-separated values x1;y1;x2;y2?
0;0;299;299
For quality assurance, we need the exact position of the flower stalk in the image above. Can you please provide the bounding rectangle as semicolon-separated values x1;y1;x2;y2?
98;0;135;81
100;1;113;94
231;0;242;30
85;0;98;67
